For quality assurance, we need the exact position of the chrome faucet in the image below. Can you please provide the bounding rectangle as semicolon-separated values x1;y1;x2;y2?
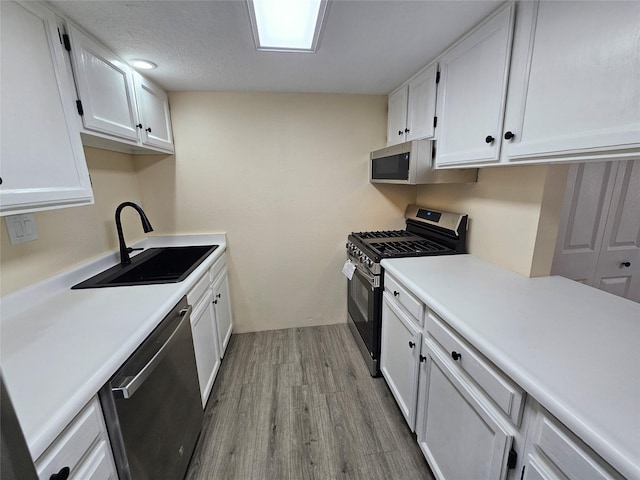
115;202;154;265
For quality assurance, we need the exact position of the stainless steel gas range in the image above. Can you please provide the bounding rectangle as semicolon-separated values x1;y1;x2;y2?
345;204;468;377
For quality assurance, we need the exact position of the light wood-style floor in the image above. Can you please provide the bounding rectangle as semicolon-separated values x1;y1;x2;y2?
185;324;435;480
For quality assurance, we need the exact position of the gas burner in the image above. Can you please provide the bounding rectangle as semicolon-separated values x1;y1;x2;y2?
354;230;408;239
370;239;451;256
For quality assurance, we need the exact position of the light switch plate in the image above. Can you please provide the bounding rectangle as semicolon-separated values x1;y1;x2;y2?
5;214;39;245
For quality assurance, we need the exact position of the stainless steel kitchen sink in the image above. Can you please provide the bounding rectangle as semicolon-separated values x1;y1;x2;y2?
71;245;218;289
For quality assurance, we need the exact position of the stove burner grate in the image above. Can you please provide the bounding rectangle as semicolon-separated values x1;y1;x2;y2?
354;230;408;239
370;239;451;255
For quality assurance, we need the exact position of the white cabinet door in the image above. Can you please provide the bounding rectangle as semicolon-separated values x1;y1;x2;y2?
416;339;513;480
406;63;438;142
133;73;174;152
502;1;640;163
434;3;514;166
387;86;408;146
0;1;93;216
519;402;625;480
380;292;421;430
213;268;233;358
35;397;117;480
190;290;221;407
67;25;140;142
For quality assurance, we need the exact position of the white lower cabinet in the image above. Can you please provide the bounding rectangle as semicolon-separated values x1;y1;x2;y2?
188;251;233;407
380;291;422;430
380;270;626;480
211;265;233;357
520;402;625;480
35;396;116;480
416;337;515;480
189;288;221;408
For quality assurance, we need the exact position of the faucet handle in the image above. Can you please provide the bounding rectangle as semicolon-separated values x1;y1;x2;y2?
126;247;144;254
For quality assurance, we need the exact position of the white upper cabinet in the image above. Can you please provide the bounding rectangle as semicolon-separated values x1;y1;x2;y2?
64;23;174;154
406;63;438;142
387;86;409;146
0;1;93;216
133;72;174;151
66;25;139;142
387;63;438;146
501;0;640;164
434;3;515;167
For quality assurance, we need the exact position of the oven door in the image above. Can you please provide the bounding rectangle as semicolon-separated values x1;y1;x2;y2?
347;263;381;376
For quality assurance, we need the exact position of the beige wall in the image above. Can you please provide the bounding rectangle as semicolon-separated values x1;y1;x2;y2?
0;147;145;295
416;163;568;277
135;92;415;333
0;94;570;332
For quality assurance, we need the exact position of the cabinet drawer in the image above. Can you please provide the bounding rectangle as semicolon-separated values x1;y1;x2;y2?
35;397;103;479
70;440;116;480
384;274;424;325
187;271;210;306
426;311;524;425
209;254;227;284
533;412;623;480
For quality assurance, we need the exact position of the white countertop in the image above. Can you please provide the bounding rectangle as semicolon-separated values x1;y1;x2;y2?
381;255;640;480
0;234;227;461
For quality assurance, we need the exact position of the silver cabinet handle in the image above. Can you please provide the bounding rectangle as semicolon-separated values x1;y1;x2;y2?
112;305;192;399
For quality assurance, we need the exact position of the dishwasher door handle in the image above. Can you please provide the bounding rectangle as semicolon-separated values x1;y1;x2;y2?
112;305;192;399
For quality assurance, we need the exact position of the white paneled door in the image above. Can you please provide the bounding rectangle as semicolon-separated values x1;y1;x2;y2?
552;160;640;302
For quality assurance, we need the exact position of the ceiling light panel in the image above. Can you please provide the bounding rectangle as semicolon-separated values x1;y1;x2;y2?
130;59;157;70
248;0;328;53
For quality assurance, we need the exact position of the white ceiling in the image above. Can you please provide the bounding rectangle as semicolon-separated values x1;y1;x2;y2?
49;0;503;94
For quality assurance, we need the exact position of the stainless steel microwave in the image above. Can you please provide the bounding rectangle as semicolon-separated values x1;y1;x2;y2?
369;140;477;185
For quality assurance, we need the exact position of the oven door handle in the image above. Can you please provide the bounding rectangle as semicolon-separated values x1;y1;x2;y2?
354;265;375;284
351;263;379;288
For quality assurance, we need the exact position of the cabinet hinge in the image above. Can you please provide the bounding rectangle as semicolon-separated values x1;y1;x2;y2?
433;116;438;128
431;144;436;159
507;448;517;469
435;71;441;84
62;33;71;52
76;100;84;116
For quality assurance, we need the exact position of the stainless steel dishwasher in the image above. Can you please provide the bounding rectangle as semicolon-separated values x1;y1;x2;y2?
99;296;203;480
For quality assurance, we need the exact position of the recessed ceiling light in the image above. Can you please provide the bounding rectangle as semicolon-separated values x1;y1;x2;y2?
247;0;329;53
130;59;157;70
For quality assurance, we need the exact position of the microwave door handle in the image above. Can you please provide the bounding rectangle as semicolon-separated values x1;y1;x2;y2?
112;305;192;399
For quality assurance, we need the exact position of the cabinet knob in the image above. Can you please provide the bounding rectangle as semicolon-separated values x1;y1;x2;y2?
136;123;143;129
404;128;410;133
393;290;400;297
0;176;3;185
398;130;403;136
50;467;70;480
216;293;221;298
485;135;494;144
146;127;152;133
419;354;426;363
504;131;515;140
408;341;415;349
213;299;218;305
621;261;631;268
451;351;461;361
